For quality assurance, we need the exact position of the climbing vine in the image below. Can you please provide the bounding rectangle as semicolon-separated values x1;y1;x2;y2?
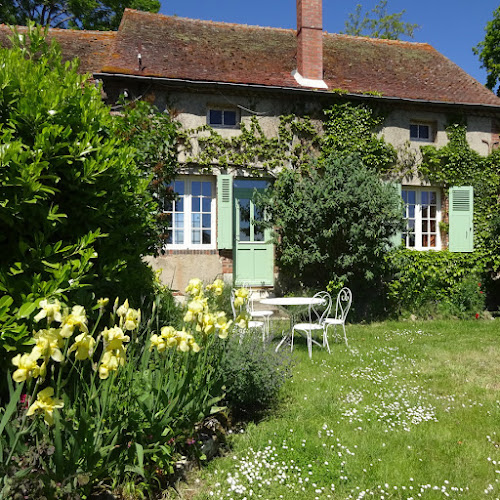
180;114;320;173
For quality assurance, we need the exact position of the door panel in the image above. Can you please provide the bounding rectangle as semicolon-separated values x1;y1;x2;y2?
234;184;273;286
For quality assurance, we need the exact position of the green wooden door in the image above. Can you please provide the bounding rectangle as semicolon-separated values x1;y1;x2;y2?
234;181;274;286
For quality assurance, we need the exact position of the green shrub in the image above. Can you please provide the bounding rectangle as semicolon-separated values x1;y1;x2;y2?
220;331;292;415
387;248;485;318
257;154;404;313
0;26;162;356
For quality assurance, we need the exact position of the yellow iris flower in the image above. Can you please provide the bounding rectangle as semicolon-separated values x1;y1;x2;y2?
32;328;65;363
26;387;64;426
12;352;41;382
185;278;203;298
98;347;126;379
60;305;88;338
68;332;96;360
206;278;224;296
102;326;130;350
34;299;62;325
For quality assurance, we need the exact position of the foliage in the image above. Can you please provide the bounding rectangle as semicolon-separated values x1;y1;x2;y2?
257;153;404;296
418;122;500;304
342;0;420;40
0;0;160;30
0;26;157;355
386;249;486;318
321;103;397;172
182;115;321;173
473;6;500;95
220;331;292;415
0;277;240;498
112;99;180;251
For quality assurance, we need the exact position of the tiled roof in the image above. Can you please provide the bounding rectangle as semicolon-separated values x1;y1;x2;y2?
99;9;499;107
2;10;500;108
0;25;116;75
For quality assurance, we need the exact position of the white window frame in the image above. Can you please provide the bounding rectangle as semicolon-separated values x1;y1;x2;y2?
410;122;433;142
163;176;216;250
402;188;442;251
207;108;239;128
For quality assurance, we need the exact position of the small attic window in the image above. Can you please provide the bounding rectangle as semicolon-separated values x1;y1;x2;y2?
208;108;239;128
410;122;434;142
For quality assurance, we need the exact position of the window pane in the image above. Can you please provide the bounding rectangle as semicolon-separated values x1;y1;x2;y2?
421;220;427;232
430;220;436;232
239;198;251;241
175;198;184;212
408;191;416;204
192;182;201;197
422;234;428;247
430;205;436;218
419;125;430;139
165;230;172;244
408;206;415;219
421;192;429;205
409;234;415;247
429;191;437;205
192;197;200;212
174;181;184;195
430;235;436;247
202;182;211;197
408;220;415;231
192;231;200;244
175;230;184;244
224;110;237;126
410;124;418;138
202;214;211;228
202;197;211;212
202;230;211;244
209;110;222;125
175;213;184;225
192;213;200;228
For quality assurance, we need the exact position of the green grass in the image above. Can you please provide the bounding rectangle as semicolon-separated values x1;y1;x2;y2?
190;320;500;499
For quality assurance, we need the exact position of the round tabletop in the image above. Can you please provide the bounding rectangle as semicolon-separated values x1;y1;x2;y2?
260;297;324;306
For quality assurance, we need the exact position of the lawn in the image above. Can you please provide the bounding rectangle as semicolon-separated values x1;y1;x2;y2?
189;320;500;499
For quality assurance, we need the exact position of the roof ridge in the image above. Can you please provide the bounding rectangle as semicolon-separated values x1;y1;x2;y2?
330;32;432;48
123;8;295;33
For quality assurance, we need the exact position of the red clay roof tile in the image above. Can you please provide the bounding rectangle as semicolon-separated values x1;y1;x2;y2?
2;9;499;108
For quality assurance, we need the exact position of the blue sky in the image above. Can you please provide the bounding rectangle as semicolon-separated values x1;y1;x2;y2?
158;1;498;86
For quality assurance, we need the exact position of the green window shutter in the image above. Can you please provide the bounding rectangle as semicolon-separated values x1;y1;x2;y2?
387;181;403;248
449;186;474;252
217;174;233;249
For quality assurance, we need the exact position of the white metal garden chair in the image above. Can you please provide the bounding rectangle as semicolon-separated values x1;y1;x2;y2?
231;288;266;341
247;287;273;341
323;287;352;347
291;291;332;359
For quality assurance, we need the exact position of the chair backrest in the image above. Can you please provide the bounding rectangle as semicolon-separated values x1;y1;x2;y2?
309;291;332;324
335;287;352;322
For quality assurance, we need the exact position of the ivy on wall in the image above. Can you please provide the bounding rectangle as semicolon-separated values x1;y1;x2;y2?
180;115;320;173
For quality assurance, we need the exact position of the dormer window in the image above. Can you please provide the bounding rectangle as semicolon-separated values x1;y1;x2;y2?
208;108;238;128
410;122;433;142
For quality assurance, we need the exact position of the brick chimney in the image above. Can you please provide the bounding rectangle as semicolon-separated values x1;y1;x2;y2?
293;0;327;89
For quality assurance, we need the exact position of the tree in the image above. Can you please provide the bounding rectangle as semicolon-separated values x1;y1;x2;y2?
473;6;500;95
342;0;419;40
257;154;403;293
0;0;160;30
0;26;158;352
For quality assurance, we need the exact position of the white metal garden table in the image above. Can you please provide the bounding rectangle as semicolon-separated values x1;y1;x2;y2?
260;296;325;351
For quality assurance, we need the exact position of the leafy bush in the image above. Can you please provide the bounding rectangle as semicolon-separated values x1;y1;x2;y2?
387;249;486;318
0;26;162;355
257;154;404;308
220;331;292;414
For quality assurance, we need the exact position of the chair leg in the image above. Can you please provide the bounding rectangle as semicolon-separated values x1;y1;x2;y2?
290;327;295;352
307;331;312;359
323;326;331;354
342;323;348;347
